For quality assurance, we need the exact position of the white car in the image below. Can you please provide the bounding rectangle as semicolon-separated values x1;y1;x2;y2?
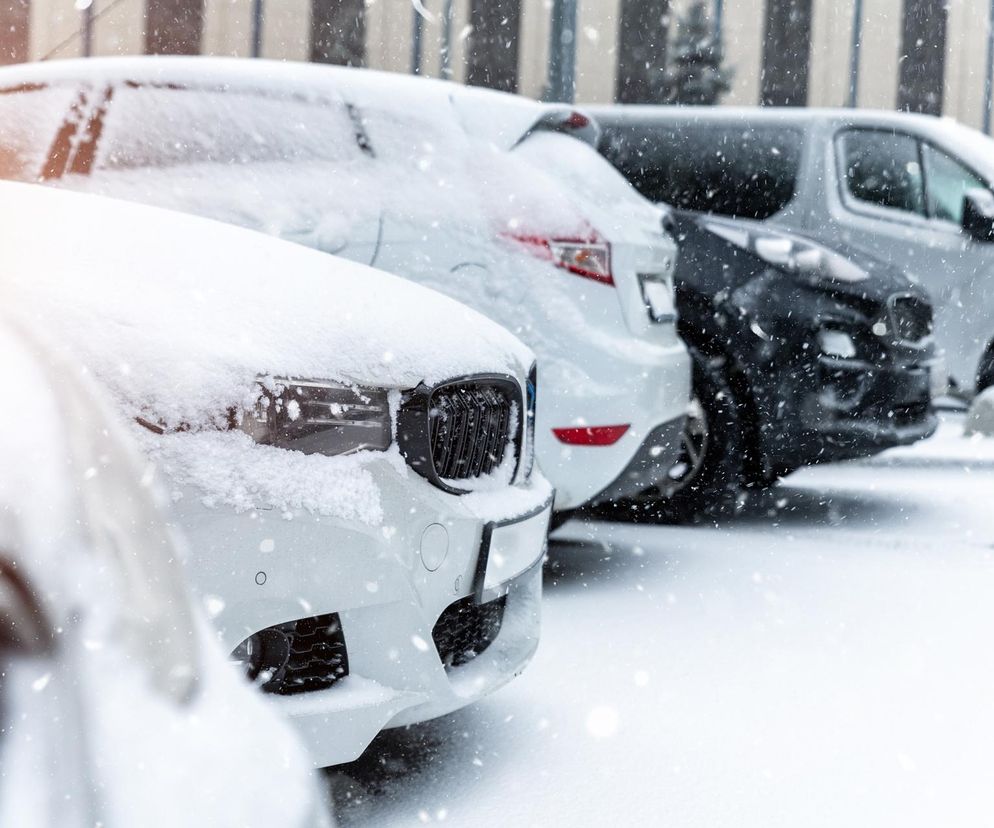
0;319;332;827
0;182;552;768
0;57;690;516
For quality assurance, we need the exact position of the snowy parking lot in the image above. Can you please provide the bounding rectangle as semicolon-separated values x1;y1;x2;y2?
330;413;994;827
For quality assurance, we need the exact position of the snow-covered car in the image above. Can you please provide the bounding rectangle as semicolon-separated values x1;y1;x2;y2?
0;57;690;518
0;319;332;827
0;182;552;768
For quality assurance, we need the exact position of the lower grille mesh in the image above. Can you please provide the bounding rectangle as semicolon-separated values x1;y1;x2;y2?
432;594;507;669
276;613;349;695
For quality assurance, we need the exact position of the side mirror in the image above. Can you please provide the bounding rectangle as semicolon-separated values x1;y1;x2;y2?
962;188;994;243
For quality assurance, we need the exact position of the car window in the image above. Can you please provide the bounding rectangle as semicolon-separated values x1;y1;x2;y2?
94;85;362;171
838;129;926;217
921;143;987;224
598;122;803;219
0;85;81;181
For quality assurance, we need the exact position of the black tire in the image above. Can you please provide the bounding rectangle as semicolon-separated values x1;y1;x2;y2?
548;510;574;533
977;347;994;394
644;349;747;523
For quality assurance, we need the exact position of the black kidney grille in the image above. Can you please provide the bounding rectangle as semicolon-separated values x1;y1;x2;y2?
432;594;507;669
430;384;515;481
889;295;933;344
271;613;349;696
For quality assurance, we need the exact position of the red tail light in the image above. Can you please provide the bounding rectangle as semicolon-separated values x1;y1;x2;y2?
563;111;591;129
506;232;614;286
553;424;630;446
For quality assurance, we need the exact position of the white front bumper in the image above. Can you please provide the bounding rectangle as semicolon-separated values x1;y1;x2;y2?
169;458;552;767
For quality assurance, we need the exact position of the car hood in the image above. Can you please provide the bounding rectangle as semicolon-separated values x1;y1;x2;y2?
0;183;534;430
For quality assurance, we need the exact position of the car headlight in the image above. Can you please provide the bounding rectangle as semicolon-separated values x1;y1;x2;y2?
238;377;391;456
522;362;537;480
706;221;867;285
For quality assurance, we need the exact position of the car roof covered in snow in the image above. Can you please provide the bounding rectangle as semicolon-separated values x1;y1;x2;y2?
0;181;533;429
0;55;580;152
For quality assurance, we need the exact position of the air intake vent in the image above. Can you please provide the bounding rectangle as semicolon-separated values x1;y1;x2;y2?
231;612;348;696
432;594;507;668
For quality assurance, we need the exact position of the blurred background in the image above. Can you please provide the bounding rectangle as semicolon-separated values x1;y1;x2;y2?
0;1;989;130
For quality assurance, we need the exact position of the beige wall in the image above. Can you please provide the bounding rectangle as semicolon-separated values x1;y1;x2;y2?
809;0;853;108
17;0;994;131
944;0;988;130
519;0;551;97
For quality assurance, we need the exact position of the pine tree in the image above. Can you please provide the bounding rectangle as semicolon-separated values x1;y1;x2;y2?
663;1;733;105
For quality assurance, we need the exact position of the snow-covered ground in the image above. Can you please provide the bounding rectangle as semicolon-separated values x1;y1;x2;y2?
328;412;994;827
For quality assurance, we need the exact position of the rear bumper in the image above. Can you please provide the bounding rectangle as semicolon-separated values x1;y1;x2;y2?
587;415;686;505
537;338;690;511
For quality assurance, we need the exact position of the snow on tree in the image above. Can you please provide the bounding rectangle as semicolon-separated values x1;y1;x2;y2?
662;1;732;106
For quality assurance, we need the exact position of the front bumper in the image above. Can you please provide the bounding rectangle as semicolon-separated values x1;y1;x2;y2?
169;457;552;768
759;351;938;472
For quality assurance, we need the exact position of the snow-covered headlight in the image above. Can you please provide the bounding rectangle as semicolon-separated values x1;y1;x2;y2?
706;222;868;285
238;378;391;456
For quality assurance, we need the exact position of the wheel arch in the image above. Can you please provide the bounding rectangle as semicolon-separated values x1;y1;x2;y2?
675;289;770;483
977;337;994;393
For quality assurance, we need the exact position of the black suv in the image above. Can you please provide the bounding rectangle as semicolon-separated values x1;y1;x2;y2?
590;107;939;519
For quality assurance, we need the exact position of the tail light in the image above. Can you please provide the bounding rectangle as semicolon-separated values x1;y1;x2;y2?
507;233;614;286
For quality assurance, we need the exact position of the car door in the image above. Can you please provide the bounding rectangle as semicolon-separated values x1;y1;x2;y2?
826;126;994;392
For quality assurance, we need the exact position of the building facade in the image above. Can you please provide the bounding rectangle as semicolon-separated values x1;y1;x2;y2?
2;0;988;130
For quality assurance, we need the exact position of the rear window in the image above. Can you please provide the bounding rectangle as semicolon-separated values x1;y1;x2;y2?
95;85;363;170
599;121;804;219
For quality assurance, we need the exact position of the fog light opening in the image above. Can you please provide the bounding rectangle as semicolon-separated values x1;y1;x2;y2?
231;628;292;689
818;328;857;360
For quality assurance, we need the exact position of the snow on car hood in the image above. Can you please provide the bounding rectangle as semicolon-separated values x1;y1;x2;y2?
0;182;533;430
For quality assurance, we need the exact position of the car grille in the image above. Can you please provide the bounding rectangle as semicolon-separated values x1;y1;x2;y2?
398;376;521;492
888;295;933;345
431;384;515;479
432;594;507;669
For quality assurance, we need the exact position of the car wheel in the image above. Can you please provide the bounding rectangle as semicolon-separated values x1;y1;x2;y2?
649;349;747;522
549;510;574;533
977;348;994;393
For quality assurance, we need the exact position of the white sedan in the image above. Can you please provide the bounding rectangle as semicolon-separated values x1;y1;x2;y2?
0;182;552;768
0;320;332;827
0;56;691;517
